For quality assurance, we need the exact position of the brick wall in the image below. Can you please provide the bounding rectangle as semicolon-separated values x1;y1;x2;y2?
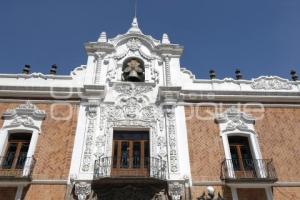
24;185;67;200
273;187;300;200
237;188;267;200
185;105;300;200
0;102;78;199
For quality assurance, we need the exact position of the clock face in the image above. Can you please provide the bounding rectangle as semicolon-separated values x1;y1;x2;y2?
122;58;145;82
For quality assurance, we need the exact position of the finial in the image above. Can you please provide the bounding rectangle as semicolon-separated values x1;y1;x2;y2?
162;33;171;44
22;64;31;74
50;64;57;75
128;17;142;34
98;32;107;42
209;69;216;79
290;70;298;81
235;68;242;80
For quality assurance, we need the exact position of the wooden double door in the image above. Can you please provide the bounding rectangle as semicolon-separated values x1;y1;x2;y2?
111;130;150;177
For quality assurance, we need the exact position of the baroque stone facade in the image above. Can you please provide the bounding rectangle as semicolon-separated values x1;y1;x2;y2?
0;17;299;200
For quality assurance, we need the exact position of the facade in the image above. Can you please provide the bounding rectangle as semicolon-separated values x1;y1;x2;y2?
0;17;299;200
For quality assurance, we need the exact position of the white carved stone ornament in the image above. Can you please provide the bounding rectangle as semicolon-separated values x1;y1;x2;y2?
113;83;153;97
164;105;179;173
75;182;91;200
216;107;255;132
251;76;292;90
2;101;46;130
126;38;141;51
81;104;98;172
168;182;184;200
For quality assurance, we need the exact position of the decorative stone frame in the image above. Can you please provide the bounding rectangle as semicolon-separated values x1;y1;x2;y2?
0;102;46;176
215;107;264;178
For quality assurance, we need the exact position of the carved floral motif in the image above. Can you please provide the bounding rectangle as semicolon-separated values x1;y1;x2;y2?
251;76;292;90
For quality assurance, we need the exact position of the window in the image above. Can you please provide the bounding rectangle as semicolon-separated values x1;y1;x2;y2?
111;130;149;177
1;133;31;170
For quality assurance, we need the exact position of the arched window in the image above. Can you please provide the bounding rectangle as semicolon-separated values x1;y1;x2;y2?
2;133;31;170
122;57;145;82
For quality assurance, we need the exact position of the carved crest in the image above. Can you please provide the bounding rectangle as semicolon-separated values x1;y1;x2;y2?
126;38;141;51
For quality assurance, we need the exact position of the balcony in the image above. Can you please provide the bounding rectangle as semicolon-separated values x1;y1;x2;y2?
221;159;277;182
94;156;167;181
0;156;35;180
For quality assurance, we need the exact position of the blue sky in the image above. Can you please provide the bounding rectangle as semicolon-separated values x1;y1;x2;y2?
0;0;299;79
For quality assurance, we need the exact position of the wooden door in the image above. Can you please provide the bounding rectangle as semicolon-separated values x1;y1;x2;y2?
111;131;149;177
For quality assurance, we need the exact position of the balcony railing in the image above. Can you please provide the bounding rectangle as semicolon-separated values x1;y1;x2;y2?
0;156;36;179
221;159;277;182
94;157;167;180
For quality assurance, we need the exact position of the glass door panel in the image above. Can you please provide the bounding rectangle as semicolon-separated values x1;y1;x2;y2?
133;142;141;168
16;143;29;169
120;141;129;168
2;143;17;169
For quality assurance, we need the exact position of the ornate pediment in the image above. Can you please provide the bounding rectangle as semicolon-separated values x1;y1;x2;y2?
2;101;46;130
215;107;255;132
251;76;292;90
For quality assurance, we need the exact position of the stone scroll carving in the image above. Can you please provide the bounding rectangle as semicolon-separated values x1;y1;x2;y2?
75;182;91;200
251;76;292;90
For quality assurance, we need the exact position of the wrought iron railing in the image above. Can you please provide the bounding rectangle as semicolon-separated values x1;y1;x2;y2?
221;159;277;182
0;156;36;179
94;156;167;180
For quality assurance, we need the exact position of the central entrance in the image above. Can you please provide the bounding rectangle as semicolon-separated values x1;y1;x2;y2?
111;130;150;177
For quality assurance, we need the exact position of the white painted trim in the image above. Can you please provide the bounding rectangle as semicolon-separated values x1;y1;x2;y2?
175;106;192;185
68;104;89;182
15;186;23;200
231;187;238;200
265;187;273;200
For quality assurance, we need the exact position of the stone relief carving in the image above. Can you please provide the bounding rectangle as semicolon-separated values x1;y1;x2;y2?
81;105;98;172
216;107;255;133
126;38;141;51
113;83;153;97
2;101;46;130
75;182;91;200
251;76;292;90
168;181;184;200
164;105;179;173
11;115;35;127
96;84;167;168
